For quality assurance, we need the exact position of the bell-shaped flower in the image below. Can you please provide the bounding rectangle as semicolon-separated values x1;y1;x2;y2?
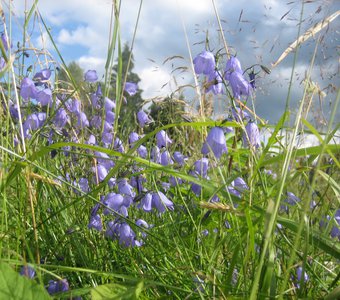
104;97;116;111
206;71;223;95
129;132;140;147
160;150;174;166
151;191;174;213
228;71;251;99
173;151;187;166
137;110;152;128
193;158;209;178
88;214;103;231
193;51;215;75
20;265;36;279
47;279;69;295
224;56;243;80
103;192;125;215
227;177;248;199
232;107;250;123
23;112;46;138
94;164;108;182
137;145;148;158
151;146;161;163
76;112;89;128
139;193;153;212
106;110;115;124
36;88;53;106
156;130;172;148
243;121;260;149
20;77;38;100
118;179;135;197
125;82;138;96
84;70;98;82
1;32;11;51
114;137;125;153
201;127;228;159
33;68;51;82
54;108;69;128
295;267;309;289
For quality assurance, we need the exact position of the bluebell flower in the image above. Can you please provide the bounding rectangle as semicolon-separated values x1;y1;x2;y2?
243;121;260;149
125;82;138;96
106;110;115;124
295;266;309;289
95;151;115;170
94;164;108;182
280;192;300;214
36;88;53;106
156;130;172;148
84;70;98;82
118;179;135;197
137;110;152;128
88;214;103;231
129;132;140;147
104;97;116;111
1;32;11;51
206;70;223;95
248;71;256;89
227;177;248;199
173;151;187;166
138;193;153;212
151;191;174;213
76;112;89;128
54;108;69;128
47;279;69;295
193;51;215;75
224;56;243;81
232;107;250;123
193;158;209;178
151;146;161;163
20;265;35;278
103;192;127;216
33;68;51;82
23;112;46;138
137;145;148;158
87;134;96;145
20;77;37;100
114;137;125;153
201;127;228;159
228;71;251;99
160;150;174;166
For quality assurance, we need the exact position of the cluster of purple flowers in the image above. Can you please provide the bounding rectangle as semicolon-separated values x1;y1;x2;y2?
193;51;252;99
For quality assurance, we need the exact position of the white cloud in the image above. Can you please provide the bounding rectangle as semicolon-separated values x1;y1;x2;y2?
77;56;106;74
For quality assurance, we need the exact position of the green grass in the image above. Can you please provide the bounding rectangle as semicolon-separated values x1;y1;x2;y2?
0;0;339;299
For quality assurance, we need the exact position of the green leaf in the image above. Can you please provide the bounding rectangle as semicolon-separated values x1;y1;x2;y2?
0;262;50;300
91;281;144;300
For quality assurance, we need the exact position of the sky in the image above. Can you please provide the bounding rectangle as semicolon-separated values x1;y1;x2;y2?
5;0;340;125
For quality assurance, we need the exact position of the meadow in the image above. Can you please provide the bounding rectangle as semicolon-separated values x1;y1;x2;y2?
0;0;339;299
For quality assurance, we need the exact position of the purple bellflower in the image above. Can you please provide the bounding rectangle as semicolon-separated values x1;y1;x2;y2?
295;266;309;289
20;265;35;279
84;70;98;82
206;70;223;95
36;88;53;106
47;279;69;295
156;130;172;148
228;71;251;99
137;110;152;128
243;121;260;149
193;51;215;75
125;82;138;96
224;56;243;81
88;214;103;231
173;151;187;166
20;77;38;100
160;150;174;166
33;69;51;82
201;127;228;159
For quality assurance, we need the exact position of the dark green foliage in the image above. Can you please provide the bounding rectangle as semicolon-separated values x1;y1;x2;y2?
111;43;143;135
